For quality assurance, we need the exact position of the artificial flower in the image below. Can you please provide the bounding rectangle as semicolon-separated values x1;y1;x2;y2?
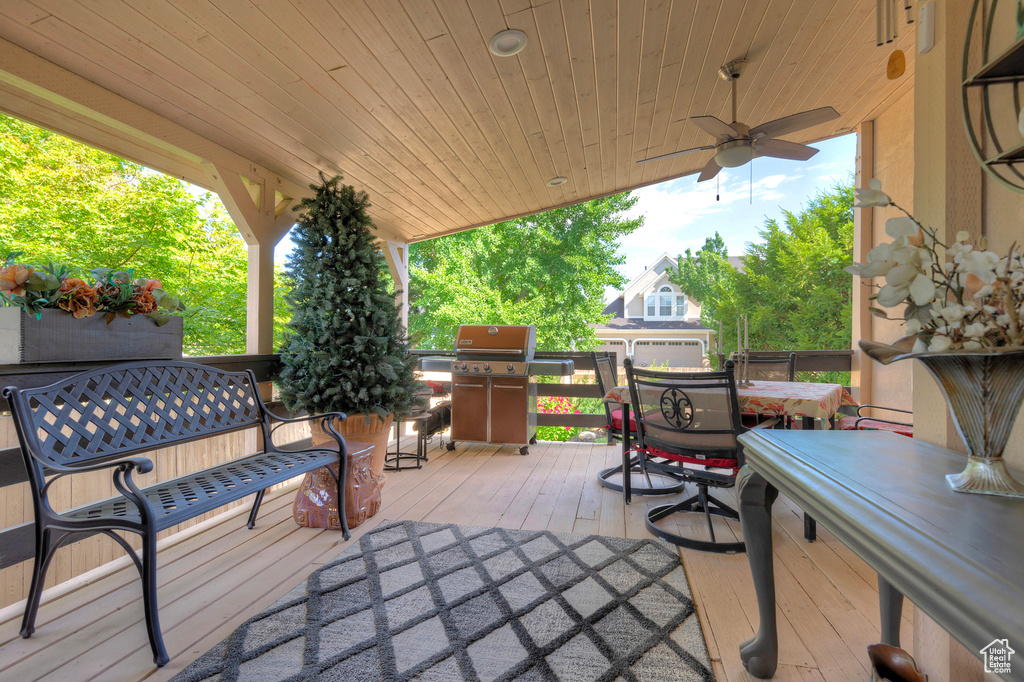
0;263;33;297
854;178;890;208
851;179;1024;350
56;277;98;319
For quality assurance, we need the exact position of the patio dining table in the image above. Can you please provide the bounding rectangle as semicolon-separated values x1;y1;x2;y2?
601;380;856;429
601;379;856;542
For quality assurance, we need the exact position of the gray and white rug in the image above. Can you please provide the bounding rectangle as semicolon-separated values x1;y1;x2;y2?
173;520;714;681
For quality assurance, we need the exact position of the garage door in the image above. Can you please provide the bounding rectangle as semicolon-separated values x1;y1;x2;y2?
632;341;703;369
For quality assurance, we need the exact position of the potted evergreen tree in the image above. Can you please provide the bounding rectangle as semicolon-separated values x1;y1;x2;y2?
279;173;421;489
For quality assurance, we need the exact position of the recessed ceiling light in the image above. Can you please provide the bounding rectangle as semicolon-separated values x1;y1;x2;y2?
489;29;528;57
546;176;568;187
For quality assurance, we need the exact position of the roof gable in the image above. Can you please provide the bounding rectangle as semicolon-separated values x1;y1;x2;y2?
622;253;677;302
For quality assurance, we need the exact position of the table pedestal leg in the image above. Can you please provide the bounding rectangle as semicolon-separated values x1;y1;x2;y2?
878;575;904;647
738;465;779;679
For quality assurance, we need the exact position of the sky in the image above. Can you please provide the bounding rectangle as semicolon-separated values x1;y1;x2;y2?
266;132;856;277
612;133;856;300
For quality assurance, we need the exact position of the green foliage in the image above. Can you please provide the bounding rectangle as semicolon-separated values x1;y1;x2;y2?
670;182;855;382
278;174;421;419
0;113;291;354
409;193;642;351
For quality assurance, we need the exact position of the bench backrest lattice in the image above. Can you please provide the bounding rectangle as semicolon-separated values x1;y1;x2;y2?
9;361;264;470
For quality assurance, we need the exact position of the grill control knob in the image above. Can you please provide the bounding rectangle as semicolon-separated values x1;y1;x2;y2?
507;363;515;373
472;364;478;372
452;362;458;371
461;362;467;371
483;363;491;372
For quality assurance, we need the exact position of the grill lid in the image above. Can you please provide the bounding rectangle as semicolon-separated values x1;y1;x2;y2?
455;325;536;358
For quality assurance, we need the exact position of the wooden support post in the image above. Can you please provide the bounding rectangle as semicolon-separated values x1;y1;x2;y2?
204;163;297;357
851;120;874;406
383;240;410;332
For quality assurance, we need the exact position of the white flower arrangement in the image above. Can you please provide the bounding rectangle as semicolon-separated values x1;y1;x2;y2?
847;179;1024;352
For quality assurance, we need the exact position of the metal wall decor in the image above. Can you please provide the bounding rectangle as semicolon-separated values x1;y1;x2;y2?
963;0;1024;194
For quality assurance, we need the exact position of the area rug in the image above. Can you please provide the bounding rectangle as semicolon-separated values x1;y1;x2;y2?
172;520;714;681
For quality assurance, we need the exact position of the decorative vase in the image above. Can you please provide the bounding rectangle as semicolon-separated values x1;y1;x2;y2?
311;413;394;487
860;340;1024;498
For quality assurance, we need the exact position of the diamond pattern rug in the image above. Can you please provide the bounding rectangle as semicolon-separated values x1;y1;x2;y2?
172;520;714;681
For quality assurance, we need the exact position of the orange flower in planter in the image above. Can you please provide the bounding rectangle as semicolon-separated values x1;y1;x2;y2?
0;264;34;297
57;277;99;319
132;289;158;314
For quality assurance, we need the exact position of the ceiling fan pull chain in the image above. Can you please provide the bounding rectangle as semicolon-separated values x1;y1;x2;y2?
750;161;753;204
716;174;720;202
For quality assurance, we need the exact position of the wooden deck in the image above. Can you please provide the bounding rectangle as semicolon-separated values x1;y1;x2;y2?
0;440;911;681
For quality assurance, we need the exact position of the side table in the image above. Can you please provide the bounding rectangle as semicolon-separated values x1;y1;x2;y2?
384;412;430;471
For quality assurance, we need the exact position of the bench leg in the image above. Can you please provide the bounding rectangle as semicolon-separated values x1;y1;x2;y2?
333;461;351;542
247;489;266;530
140;531;169;667
21;527;54;638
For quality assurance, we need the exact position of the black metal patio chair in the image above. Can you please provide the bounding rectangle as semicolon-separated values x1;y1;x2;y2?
624;358;776;554
593;352;685;498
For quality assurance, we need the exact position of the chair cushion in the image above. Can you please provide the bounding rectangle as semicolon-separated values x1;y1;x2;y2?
610;408;637;432
838;415;913;437
647;446;738;471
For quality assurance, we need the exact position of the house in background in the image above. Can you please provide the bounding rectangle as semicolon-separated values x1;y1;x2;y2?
593;253;713;369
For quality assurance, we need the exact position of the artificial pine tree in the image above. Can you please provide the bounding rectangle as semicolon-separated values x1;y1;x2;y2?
279;173;420;422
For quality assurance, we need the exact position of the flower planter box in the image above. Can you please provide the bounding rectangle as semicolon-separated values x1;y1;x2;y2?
0;308;183;364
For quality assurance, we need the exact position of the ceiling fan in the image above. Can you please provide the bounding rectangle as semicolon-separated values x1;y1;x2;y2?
638;59;841;182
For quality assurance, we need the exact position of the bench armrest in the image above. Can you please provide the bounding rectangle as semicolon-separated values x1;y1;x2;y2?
37;455;154;476
266;411;348;453
267;410;347;427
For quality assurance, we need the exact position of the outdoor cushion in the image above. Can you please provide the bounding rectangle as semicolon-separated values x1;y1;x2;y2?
646;446;738;470
610;408;637;432
838;415;913;437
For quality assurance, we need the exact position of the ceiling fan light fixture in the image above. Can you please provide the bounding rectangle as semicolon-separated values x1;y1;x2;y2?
489;29;528;57
546;176;568;187
714;141;755;168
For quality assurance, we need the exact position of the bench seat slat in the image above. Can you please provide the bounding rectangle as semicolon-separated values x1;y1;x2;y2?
62;445;370;531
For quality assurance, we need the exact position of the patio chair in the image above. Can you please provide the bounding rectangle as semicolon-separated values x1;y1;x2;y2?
624;358;777;554
593;352;685;497
838;404;913;437
730;352;796;427
732;352;797;381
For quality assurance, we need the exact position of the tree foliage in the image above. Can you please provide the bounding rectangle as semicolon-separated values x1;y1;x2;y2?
278;175;420;419
670;183;855;371
409;193;642;351
0;113;290;355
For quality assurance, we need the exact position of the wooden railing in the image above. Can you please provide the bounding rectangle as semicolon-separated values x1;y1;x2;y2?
0;348;853;589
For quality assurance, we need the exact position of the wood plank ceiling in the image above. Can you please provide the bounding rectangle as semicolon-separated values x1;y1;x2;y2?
0;0;916;243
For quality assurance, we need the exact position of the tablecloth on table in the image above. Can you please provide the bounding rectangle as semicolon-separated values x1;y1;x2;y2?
602;380;856;423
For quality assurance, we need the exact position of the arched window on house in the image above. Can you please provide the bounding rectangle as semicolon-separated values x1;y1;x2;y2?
645;285;687;319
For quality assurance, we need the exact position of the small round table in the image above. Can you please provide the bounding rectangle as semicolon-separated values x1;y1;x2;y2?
384;412;431;471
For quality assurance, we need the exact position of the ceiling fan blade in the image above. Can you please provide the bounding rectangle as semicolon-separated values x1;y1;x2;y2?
754;138;820;161
749;106;840;139
636;145;715;165
690;116;740;138
697;157;722;182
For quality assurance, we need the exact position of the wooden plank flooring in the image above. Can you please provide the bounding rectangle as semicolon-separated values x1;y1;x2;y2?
0;440;908;681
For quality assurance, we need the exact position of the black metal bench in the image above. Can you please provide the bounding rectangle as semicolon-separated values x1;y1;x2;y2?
3;360;362;667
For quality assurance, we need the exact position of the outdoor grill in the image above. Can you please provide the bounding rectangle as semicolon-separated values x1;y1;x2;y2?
418;325;574;455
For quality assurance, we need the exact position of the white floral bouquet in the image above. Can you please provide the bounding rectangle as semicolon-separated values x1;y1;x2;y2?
847;180;1023;352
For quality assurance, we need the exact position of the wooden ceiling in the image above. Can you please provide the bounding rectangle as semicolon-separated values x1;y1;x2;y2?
0;0;915;243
